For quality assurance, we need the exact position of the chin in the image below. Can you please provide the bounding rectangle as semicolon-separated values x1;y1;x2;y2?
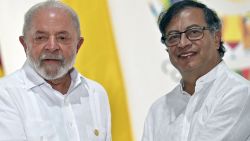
178;63;199;73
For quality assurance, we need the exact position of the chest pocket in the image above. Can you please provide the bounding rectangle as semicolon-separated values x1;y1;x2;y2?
87;125;107;141
24;120;59;141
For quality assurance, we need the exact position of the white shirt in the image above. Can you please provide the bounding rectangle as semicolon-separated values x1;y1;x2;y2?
142;61;250;141
0;61;111;141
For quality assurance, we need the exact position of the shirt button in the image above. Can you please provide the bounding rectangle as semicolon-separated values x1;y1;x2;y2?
64;99;69;106
94;129;99;136
69;122;73;127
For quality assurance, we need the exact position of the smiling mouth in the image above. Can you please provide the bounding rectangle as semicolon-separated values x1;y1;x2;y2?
178;52;197;59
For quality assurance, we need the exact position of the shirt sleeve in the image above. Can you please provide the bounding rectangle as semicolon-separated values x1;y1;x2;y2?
0;88;26;141
105;92;112;141
141;108;154;141
190;86;250;141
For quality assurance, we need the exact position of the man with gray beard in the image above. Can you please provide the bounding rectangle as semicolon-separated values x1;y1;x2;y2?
0;1;111;141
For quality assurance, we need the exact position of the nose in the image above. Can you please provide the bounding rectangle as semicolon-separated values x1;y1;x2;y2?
178;33;191;48
45;36;59;52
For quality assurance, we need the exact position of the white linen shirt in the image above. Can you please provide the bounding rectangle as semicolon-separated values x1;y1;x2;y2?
142;61;250;141
0;62;111;141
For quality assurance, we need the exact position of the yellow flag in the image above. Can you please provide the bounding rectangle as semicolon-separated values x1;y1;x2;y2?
0;61;4;77
0;49;4;77
62;0;134;141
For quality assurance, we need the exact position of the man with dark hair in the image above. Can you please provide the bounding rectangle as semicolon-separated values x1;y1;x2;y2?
0;1;111;141
142;1;250;141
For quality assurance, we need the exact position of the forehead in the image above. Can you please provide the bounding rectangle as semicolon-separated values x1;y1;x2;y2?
29;7;76;34
165;7;207;32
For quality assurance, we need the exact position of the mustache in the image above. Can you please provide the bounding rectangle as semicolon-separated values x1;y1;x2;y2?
40;53;64;60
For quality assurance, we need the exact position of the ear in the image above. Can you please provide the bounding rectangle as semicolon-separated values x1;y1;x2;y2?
19;36;28;52
214;31;221;49
76;37;84;53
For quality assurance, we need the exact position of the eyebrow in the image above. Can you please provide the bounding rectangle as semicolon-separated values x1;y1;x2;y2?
56;31;70;35
185;24;204;29
166;24;206;34
34;31;48;35
34;31;70;35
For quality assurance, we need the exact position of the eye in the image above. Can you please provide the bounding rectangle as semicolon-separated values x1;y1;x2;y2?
167;34;180;42
34;35;48;42
56;34;71;44
191;29;200;34
187;28;202;37
58;36;66;40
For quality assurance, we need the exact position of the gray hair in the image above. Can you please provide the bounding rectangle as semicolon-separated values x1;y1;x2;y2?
22;0;81;37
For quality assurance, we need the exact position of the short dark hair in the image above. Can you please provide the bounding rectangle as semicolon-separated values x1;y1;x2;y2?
158;0;225;57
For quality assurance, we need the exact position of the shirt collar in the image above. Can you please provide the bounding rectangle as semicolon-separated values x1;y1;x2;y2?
196;61;225;85
22;60;83;90
179;61;226;95
23;61;46;89
67;67;83;93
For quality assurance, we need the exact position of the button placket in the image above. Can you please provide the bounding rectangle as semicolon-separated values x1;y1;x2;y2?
62;97;80;141
182;91;200;141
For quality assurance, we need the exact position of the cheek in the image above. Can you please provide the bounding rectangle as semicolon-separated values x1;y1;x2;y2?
168;53;175;63
197;42;217;62
167;51;179;68
32;48;42;56
168;49;178;61
27;45;43;58
200;41;212;54
61;46;76;57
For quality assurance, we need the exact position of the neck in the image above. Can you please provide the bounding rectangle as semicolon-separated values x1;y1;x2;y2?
46;72;71;95
181;59;222;95
182;79;196;95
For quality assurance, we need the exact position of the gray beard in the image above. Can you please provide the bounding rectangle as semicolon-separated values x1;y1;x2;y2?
26;48;76;80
